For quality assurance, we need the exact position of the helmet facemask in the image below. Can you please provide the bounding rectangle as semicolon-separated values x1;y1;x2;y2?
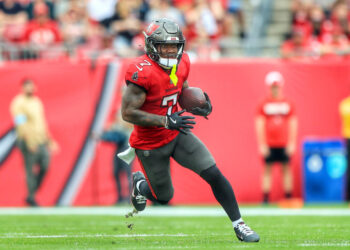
144;19;185;69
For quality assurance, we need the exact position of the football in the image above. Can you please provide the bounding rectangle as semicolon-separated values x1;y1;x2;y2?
178;87;206;112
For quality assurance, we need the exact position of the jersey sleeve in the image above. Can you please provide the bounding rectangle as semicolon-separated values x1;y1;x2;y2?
125;62;150;92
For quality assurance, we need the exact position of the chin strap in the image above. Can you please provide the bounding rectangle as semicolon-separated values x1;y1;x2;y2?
169;64;178;86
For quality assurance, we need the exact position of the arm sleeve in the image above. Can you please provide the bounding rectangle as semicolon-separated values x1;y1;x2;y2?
125;62;150;92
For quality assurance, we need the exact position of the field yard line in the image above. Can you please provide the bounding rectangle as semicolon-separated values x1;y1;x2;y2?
298;243;350;247
0;233;192;239
0;207;349;216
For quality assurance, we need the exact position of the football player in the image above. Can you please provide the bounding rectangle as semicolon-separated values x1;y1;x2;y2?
121;18;259;242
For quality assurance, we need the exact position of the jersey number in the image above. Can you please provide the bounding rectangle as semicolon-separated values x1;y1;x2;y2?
135;60;151;71
162;93;178;115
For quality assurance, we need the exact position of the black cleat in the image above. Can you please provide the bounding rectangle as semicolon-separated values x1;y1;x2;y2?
234;222;260;242
131;171;147;211
25;197;39;207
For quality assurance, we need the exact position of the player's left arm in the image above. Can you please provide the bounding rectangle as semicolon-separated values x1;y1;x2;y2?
182;81;213;118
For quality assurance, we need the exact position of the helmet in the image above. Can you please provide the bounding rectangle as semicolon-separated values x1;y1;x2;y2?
144;18;185;69
265;71;284;87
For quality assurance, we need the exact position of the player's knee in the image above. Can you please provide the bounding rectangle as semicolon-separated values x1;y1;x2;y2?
200;165;223;184
156;188;174;204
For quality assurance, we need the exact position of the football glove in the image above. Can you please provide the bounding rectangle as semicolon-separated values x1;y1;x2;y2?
165;110;196;134
190;92;212;119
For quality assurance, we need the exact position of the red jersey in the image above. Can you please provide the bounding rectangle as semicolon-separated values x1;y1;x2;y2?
125;53;190;150
257;97;295;147
23;20;61;45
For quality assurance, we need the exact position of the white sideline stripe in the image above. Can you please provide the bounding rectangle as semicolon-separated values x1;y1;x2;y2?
58;60;121;206
0;233;191;239
0;129;16;162
0;207;349;216
299;243;350;247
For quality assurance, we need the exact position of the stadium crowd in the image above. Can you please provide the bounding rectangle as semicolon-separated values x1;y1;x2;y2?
0;0;245;61
282;0;350;59
2;0;350;61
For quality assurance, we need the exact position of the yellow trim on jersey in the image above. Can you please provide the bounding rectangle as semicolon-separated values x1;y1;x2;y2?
170;65;178;86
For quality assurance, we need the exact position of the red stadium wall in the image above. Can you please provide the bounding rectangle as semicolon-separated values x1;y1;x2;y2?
0;58;349;206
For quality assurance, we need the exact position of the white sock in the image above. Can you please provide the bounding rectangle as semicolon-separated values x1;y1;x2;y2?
232;218;243;228
136;180;146;192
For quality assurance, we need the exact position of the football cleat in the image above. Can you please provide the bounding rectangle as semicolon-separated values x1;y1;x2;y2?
25;197;39;207
234;222;260;242
131;171;147;211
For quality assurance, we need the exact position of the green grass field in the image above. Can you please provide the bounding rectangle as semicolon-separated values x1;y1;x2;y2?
0;206;349;249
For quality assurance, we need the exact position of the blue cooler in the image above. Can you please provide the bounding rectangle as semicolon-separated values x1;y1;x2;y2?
303;139;347;202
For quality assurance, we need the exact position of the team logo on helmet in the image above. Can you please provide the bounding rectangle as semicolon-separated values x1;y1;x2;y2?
146;23;159;36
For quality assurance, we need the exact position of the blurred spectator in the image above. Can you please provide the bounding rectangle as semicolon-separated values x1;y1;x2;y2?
291;6;312;38
74;20;108;60
222;0;246;39
255;71;298;204
309;4;325;37
145;0;184;27
173;0;193;11
281;28;321;59
291;0;315;19
22;2;61;58
321;24;350;57
331;1;350;38
93;110;134;205
54;0;72;19
184;0;221;59
100;0;146;57
25;0;55;20
339;94;350;202
10;78;58;207
87;0;118;22
0;0;28;42
58;0;89;53
315;0;337;17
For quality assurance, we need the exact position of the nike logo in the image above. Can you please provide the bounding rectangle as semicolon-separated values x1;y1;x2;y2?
169;117;177;124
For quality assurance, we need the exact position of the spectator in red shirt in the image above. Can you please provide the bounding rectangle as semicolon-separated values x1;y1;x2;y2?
23;3;61;47
22;2;61;59
255;71;298;204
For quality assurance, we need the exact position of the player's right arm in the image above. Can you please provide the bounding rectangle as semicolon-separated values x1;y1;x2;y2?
121;83;166;127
